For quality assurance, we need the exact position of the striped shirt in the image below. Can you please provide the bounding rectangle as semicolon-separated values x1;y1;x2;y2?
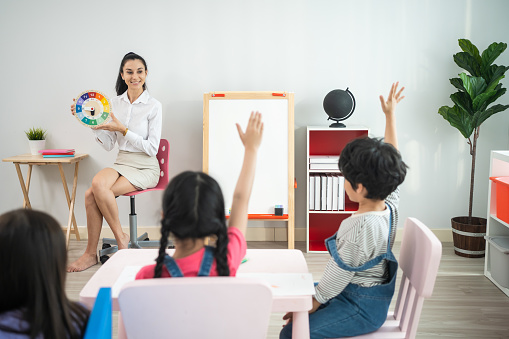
314;188;399;304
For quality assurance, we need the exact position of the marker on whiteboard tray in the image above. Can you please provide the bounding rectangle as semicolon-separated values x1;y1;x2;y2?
212;93;225;97
272;93;286;97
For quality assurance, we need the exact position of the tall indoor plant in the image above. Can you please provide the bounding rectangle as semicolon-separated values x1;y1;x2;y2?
439;39;509;257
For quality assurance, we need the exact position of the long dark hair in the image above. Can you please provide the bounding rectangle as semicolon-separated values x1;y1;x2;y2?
154;171;230;277
0;209;89;339
115;52;148;96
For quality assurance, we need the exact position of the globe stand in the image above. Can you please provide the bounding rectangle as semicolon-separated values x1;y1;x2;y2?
329;122;346;128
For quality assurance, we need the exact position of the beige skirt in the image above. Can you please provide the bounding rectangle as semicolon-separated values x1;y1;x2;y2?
111;151;160;190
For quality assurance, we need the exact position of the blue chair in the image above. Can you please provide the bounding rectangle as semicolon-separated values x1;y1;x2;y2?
84;287;112;339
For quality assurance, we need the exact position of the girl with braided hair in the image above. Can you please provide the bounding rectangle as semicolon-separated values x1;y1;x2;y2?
136;112;263;279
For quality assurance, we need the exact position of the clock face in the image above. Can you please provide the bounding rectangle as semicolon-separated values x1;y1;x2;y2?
74;90;111;127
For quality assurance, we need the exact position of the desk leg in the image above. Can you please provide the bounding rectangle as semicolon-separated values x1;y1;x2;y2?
14;163;32;209
292;311;310;339
58;163;81;248
118;313;127;339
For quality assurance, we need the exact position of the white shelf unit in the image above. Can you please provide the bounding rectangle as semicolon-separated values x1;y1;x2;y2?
306;126;369;253
485;150;509;297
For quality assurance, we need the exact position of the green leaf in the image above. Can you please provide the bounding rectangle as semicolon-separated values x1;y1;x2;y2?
481;42;507;71
472;104;509;127
438;105;474;138
459;39;482;64
460;73;487;100
450;91;473;114
472;91;497;111
484;65;508;91
450;77;467;92
454;52;481;76
486;86;507;107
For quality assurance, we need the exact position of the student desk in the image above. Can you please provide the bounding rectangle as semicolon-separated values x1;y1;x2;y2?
2;153;88;247
80;249;314;339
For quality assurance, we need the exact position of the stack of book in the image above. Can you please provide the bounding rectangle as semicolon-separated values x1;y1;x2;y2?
40;149;75;158
309;155;340;170
309;174;345;211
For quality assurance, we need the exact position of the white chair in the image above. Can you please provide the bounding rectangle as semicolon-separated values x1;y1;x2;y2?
118;277;273;339
343;217;442;339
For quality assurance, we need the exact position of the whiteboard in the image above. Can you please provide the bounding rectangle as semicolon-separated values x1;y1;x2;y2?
204;92;293;216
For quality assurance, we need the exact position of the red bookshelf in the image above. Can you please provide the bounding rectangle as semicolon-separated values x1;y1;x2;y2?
306;126;369;252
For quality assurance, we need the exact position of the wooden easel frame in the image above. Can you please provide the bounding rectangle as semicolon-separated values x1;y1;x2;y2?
203;91;295;249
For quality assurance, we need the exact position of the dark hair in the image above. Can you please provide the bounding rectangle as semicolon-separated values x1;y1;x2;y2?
339;137;408;200
0;209;89;339
115;52;148;96
154;171;230;277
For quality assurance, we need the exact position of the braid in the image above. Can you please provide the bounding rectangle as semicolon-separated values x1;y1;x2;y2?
154;221;171;278
214;226;230;276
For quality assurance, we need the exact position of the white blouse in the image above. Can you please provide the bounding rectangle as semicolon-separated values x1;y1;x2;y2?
93;90;162;157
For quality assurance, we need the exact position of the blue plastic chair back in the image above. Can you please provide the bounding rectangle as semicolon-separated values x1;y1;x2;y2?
84;287;112;339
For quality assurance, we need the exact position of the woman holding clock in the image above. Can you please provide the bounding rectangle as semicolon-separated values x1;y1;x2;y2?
68;52;162;272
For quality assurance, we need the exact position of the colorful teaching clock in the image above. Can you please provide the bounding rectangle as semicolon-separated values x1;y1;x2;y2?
74;90;112;128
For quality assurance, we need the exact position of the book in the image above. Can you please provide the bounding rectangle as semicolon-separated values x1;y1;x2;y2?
309;163;340;170
321;175;327;211
40;149;75;155
326;175;333;210
43;154;75;158
338;176;345;210
314;176;321;210
309;155;339;164
332;175;339;210
309;175;315;210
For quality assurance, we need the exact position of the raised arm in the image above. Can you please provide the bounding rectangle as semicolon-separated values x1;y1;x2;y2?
379;82;405;150
228;112;264;235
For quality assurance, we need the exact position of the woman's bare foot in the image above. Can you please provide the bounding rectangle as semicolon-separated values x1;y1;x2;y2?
67;253;98;272
117;232;130;250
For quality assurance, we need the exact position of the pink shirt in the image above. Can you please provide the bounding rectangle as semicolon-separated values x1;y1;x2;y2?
135;227;246;279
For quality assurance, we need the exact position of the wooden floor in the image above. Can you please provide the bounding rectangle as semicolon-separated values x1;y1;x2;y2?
65;240;509;338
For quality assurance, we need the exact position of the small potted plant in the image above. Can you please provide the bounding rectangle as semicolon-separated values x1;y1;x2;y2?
25;127;47;155
438;39;509;257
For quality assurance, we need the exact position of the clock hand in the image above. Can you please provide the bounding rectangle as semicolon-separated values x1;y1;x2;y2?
83;107;96;116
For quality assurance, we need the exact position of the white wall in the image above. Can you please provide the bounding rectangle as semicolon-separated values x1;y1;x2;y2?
1;0;508;232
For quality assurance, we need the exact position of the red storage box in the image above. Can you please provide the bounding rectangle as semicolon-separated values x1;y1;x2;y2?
490;177;509;224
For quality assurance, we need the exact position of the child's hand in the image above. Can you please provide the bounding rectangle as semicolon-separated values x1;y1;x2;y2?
379;82;405;117
236;111;264;151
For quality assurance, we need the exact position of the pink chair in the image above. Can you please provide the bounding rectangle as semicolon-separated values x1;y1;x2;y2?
100;139;170;261
342;217;442;339
117;277;273;339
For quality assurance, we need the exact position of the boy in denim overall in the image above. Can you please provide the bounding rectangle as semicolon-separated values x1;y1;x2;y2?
281;83;408;339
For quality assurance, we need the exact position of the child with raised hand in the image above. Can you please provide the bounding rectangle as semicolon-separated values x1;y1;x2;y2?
280;83;408;339
136;111;263;279
0;209;90;339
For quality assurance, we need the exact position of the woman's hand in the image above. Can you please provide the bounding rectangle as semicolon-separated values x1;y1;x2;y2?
70;98;76;115
93;112;126;133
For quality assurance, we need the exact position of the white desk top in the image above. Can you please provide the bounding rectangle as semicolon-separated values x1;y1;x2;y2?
80;248;314;312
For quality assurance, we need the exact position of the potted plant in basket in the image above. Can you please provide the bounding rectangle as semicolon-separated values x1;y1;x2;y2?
25;127;47;155
438;39;509;258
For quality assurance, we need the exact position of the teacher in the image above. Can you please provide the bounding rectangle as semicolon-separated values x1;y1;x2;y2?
68;52;162;272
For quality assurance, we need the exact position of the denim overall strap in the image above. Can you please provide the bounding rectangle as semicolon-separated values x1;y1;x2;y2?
325;204;395;271
163;245;215;277
197;246;215;277
163;254;184;277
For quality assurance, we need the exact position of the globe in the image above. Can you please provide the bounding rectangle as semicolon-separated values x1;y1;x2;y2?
323;88;356;128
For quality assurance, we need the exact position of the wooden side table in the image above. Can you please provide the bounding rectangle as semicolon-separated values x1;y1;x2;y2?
2;153;89;248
